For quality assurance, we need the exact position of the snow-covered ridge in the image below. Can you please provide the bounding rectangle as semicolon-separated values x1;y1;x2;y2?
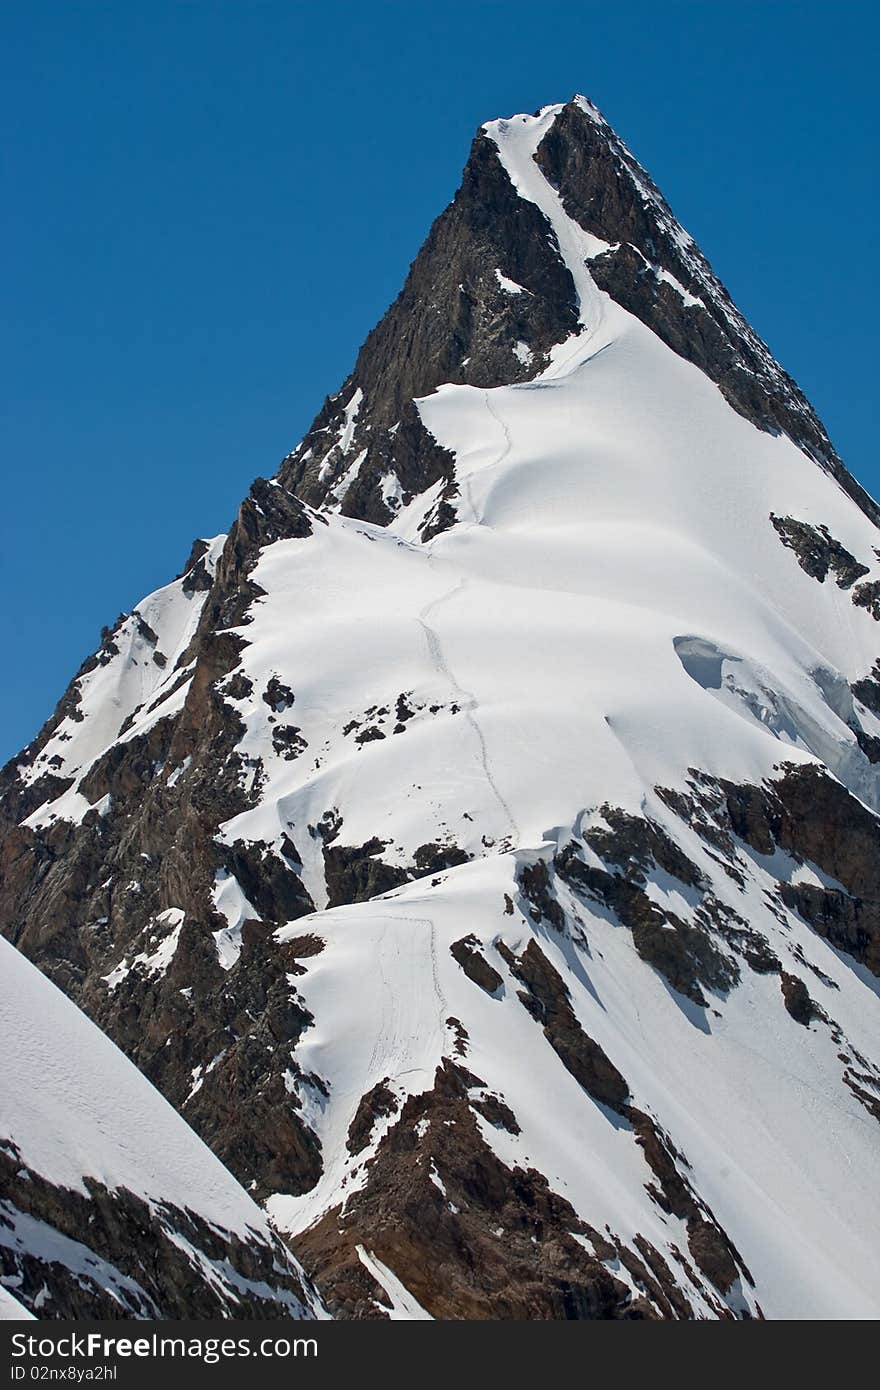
485;97;755;341
483;104;612;357
0;936;321;1318
17;536;225;828
481;95;844;491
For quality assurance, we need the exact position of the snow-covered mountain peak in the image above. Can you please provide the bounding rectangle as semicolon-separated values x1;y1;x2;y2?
3;97;879;1320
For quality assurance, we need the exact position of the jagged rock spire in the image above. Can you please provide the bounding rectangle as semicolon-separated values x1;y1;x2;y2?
276;94;877;530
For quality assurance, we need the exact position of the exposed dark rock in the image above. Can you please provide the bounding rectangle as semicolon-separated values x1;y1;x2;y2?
75;917;325;1201
498;939;630;1111
470;1090;521;1135
447;1015;469;1057
281;932;325;963
0;467;319;1202
219;838;314;926
698;897;780;975
178;536;211;577
420;489;460;542
779;881;880;978
629;912;738;1004
180;543;215;596
347;1080;399;1155
852;661;880;716
263;676;295;712
1;94;875;1324
655;779;741;867
769;515;869;587
174;930;323;1200
293;1059;647;1320
78;717;174;806
223;671;254;700
583;807;705;889
518;858;566;928
134;614;159;646
678;764;880;978
450;935;503;994
853;580;880;620
853;728;880;763
322;837;472;907
723;781;777;856
413;841;471;876
233;476;314;554
617;1237;694;1320
682;1218;742;1298
0;611;143;809
311;808;342;843
272;724;308;760
628;1111;750;1296
657;766;880;980
780;971;815;1025
395;692;416;724
342;406;458;530
0;770;75;827
355;725;385;745
323;838;409;907
843;1071;880;1124
277;129;581;526
556;840;736;1005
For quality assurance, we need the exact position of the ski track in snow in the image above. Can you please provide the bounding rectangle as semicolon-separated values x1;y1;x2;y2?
364;913;447;1081
418;580;520;849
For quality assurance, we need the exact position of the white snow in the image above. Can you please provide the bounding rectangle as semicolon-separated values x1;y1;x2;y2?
212;870;259;969
166;755;191;787
379;470;404;512
355;1246;433;1320
103;908;185;991
337;387;363;455
318;387;364;482
330;447;367;505
494;268;528;295
656;265;703;309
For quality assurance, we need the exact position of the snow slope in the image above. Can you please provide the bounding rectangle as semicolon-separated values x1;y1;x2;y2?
0;936;321;1319
0;1285;34;1320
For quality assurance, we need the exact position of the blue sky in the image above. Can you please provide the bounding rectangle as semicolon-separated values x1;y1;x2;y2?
2;1;877;761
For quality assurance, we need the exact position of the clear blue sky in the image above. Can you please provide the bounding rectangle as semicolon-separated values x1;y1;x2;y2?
2;1;877;762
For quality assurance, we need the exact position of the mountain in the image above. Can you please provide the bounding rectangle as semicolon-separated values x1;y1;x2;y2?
2;95;879;1320
0;937;322;1318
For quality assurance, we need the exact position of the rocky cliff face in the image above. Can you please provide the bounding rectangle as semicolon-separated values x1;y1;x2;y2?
2;96;879;1320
